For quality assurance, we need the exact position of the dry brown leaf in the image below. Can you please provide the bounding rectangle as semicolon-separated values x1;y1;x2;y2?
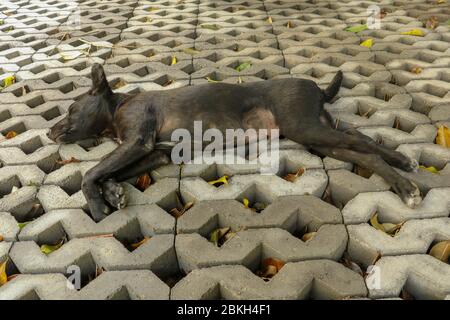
425;16;439;30
301;232;317;242
130;236;151;250
5;131;17;139
162;79;174;87
209;227;232;247
429;240;450;262
0;235;3;242
378;8;388;19
170;201;194;219
341;256;364;276
56;157;81;165
257;258;285;280
112;79;127;89
86;233;114;239
95;265;105;278
136;173;151;191
283;167;305;182
400;289;415;300
7;274;18;282
436;125;450;148
286;21;294;28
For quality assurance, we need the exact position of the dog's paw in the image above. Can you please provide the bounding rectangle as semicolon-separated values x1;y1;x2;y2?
394;179;422;208
404;158;419;173
89;200;110;222
102;180;127;210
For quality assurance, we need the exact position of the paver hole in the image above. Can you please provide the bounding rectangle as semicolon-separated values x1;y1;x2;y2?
30;64;46;75
0;175;22;197
59;171;83;196
21;135;44;155
58;82;75;94
236;185;273;213
41;106;62;121
25;95;45;108
2;122;26;136
114;218;150;252
63;252;98;290
161;271;186;288
42;72;61;84
0;109;12;123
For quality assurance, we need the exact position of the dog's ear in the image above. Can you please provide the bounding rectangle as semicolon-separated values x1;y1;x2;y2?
90;63;112;96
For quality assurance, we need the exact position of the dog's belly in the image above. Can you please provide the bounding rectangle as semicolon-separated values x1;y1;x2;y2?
157;106;279;147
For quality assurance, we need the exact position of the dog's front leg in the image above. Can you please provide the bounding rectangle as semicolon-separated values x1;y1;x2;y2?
82;140;153;221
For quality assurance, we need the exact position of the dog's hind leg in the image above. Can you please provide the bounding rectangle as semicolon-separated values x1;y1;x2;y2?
311;146;422;208
344;128;418;172
285;124;417;172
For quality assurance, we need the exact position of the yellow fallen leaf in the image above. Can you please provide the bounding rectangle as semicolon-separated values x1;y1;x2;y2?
420;165;439;174
209;227;231;247
436;125;450;148
208;175;229;186
360;38;373;48
301;232;316;242
130;236;151;250
182;48;200;55
171;55;177;65
370;213;385;232
370;213;403;236
40;240;64;255
267;16;273;24
401;29;424;36
1;75;15;88
206;76;220;83
411;67;422;74
0;258;8;286
243;198;250;208
429;241;450;262
18;221;30;229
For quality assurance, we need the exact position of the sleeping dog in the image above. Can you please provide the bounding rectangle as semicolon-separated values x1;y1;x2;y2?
48;63;421;222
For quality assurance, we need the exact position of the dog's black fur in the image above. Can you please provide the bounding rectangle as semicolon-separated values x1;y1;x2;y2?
49;64;421;222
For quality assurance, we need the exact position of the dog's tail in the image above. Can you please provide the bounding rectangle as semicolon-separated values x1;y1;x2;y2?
322;70;343;102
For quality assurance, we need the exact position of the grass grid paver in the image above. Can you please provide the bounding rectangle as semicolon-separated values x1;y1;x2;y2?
0;0;449;300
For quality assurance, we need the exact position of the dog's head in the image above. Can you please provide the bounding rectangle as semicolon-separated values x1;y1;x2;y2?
48;64;113;143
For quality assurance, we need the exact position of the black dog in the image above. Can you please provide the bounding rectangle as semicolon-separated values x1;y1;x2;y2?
48;63;421;222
